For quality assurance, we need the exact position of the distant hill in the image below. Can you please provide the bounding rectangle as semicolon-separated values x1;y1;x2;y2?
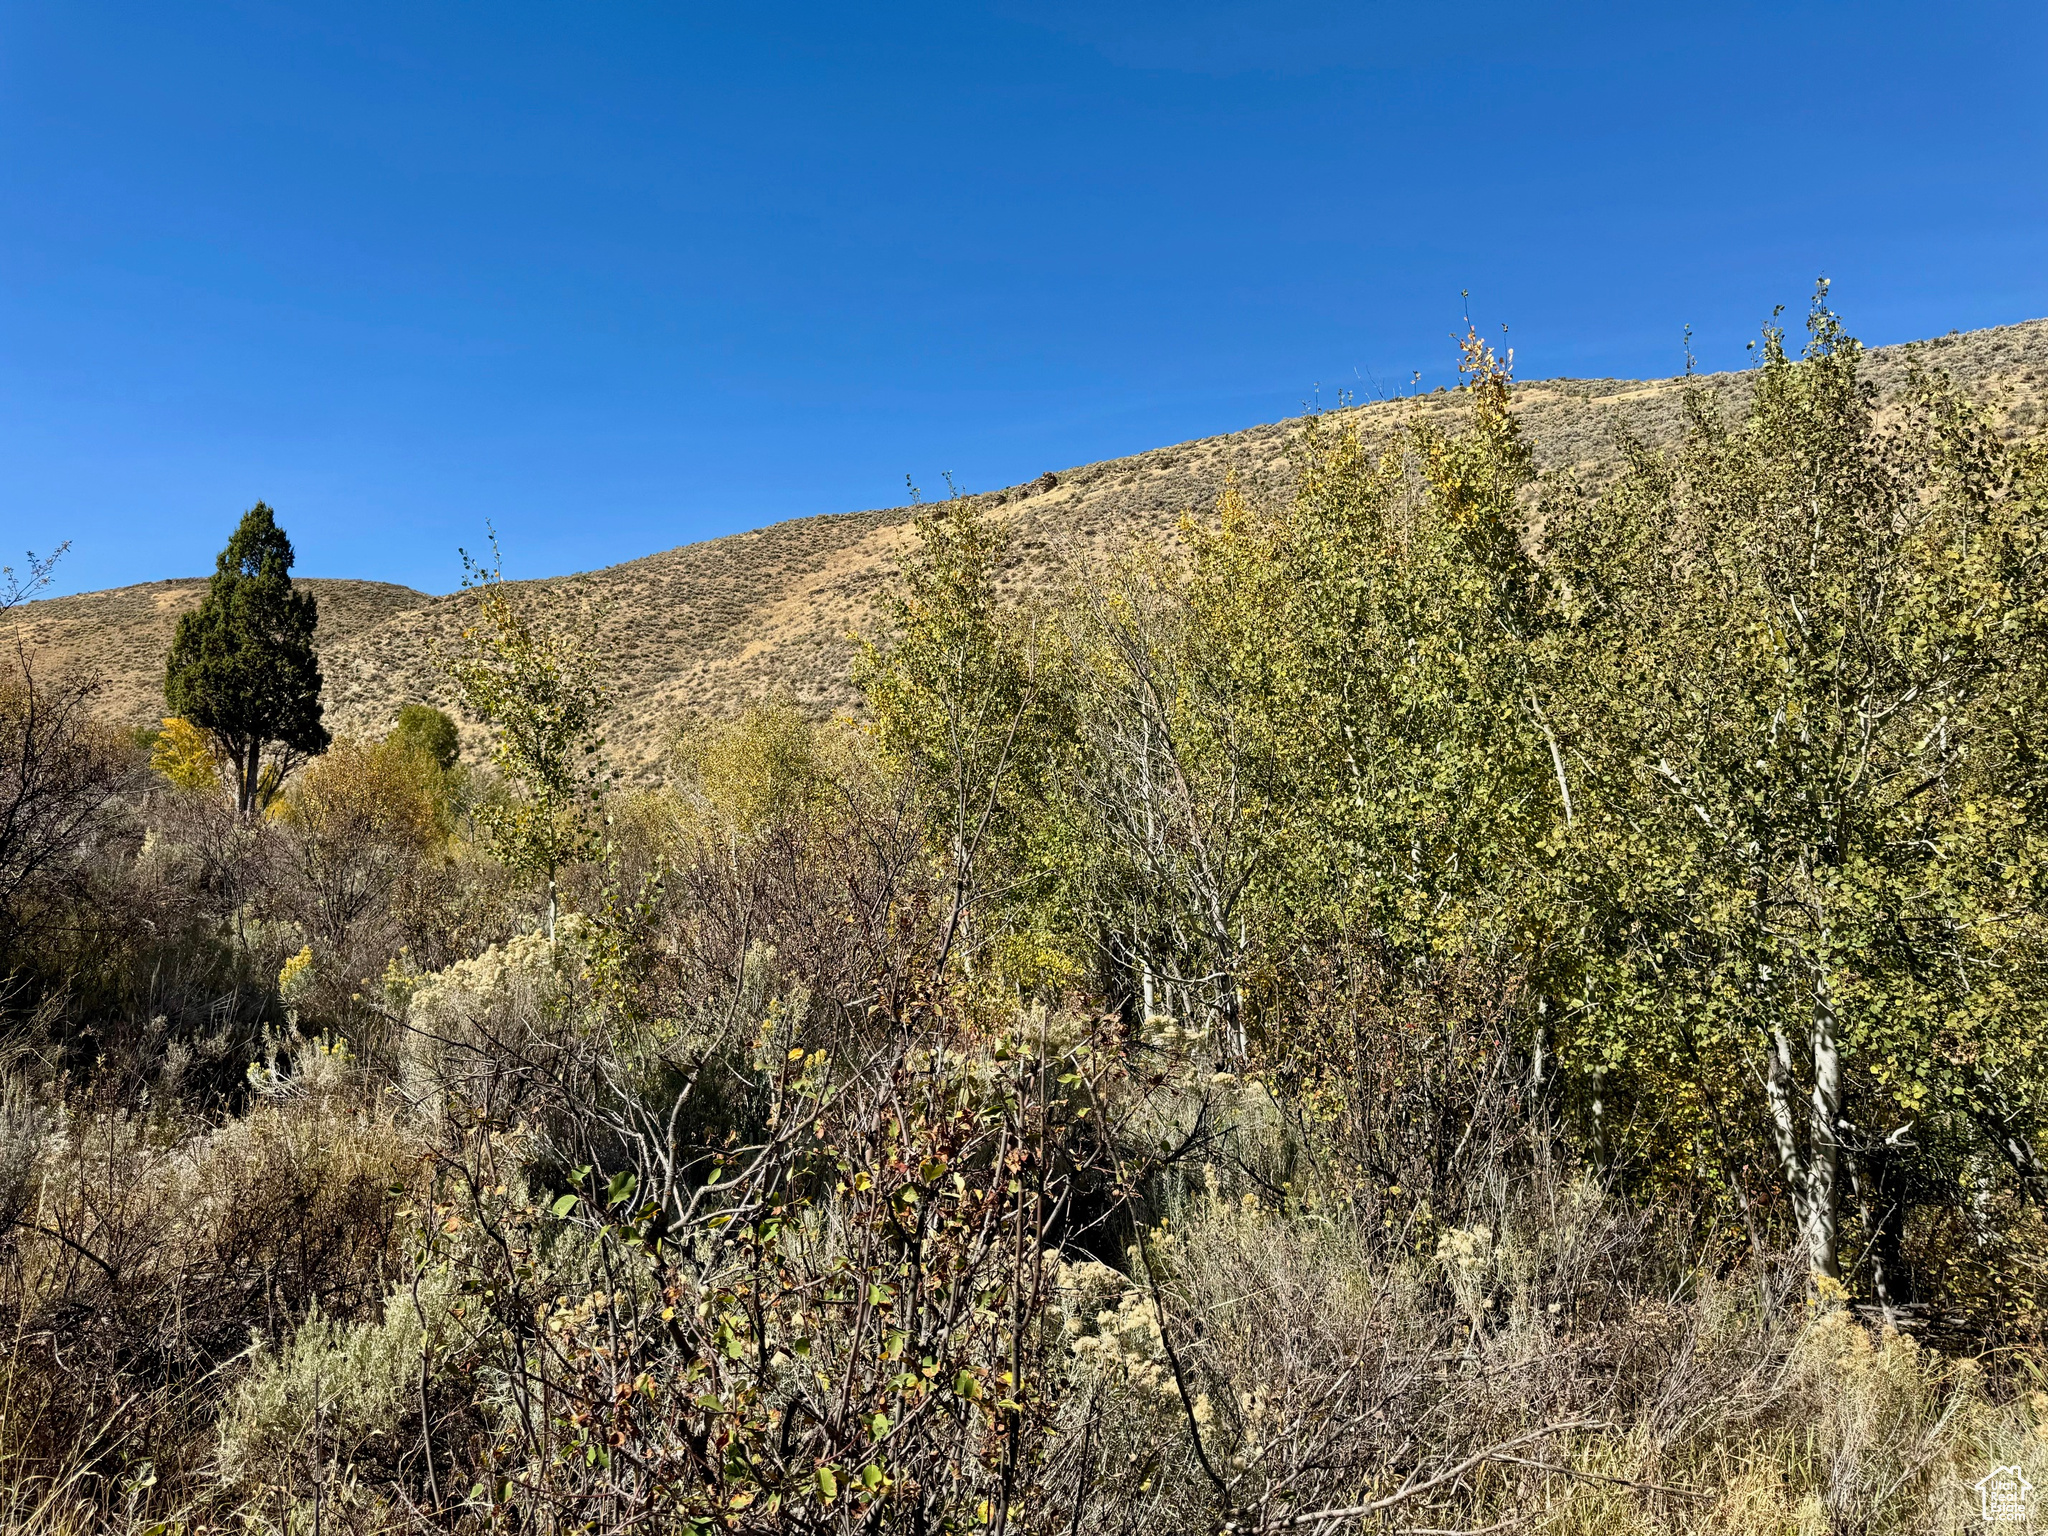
16;578;433;738
19;318;2048;778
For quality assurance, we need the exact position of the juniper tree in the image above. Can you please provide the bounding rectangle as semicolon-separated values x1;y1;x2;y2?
164;502;330;814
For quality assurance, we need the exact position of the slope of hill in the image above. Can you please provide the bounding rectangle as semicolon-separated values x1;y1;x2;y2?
14;578;433;735
19;318;2048;777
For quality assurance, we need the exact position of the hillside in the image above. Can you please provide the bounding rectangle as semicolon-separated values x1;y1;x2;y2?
19;317;2048;777
13;578;433;735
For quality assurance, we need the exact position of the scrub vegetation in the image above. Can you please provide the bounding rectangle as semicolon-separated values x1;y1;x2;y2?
4;291;2048;1533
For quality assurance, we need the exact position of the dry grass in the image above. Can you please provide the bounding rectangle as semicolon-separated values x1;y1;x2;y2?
0;1046;419;1528
1046;1136;2048;1536
14;579;428;741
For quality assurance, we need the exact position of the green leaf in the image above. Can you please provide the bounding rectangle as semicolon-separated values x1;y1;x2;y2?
550;1194;577;1218
815;1466;838;1502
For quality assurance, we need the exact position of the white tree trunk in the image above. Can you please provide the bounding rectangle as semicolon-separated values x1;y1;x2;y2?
1763;1005;1843;1286
1805;984;1842;1282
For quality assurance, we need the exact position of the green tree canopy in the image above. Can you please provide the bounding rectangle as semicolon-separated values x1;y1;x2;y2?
442;540;609;941
856;492;1074;980
164;502;330;813
898;293;2048;1302
1545;292;2048;1286
390;703;460;772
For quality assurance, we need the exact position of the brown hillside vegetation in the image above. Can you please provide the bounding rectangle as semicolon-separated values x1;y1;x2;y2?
14;578;430;739
21;316;2048;775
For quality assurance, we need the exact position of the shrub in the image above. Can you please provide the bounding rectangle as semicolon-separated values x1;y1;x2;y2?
147;716;223;797
216;1263;461;1507
0;666;134;964
390;703;460;772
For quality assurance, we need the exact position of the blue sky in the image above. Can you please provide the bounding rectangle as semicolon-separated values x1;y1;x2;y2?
5;2;2045;597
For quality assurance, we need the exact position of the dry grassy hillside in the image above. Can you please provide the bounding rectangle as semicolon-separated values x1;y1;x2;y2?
13;578;431;734
20;317;2048;777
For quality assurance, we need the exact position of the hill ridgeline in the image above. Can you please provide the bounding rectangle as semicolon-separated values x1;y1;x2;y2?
20;317;2048;777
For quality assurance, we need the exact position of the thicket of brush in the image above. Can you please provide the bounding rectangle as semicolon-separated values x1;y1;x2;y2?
5;292;2048;1534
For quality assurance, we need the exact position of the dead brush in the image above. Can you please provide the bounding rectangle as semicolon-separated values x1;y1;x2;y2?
0;1043;420;1522
1040;1126;2048;1536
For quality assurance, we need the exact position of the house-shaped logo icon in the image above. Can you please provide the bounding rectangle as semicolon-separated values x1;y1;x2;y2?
1976;1465;2034;1525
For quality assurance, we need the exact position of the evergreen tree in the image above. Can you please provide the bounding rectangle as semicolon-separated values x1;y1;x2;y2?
165;502;331;814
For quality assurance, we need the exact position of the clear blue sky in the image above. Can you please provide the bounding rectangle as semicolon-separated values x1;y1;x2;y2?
6;2;2045;597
